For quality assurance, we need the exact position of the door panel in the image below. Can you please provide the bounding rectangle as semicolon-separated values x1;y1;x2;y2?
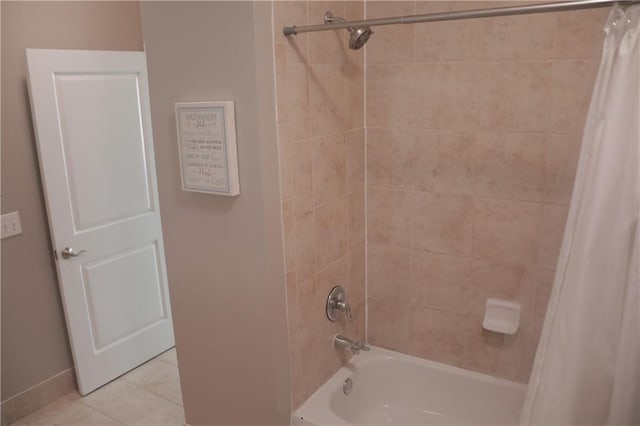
26;49;174;395
54;73;153;231
82;243;166;351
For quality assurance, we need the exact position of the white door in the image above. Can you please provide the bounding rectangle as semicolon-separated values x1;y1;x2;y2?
26;49;174;395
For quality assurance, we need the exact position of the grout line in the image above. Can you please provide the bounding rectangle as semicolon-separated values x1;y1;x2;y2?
365;125;583;137
367;57;601;66
111;374;184;409
365;184;571;208
76;400;126;425
153;357;178;367
363;0;369;345
271;2;293;343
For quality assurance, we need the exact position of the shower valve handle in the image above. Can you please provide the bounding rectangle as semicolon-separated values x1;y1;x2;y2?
326;285;353;322
335;300;353;320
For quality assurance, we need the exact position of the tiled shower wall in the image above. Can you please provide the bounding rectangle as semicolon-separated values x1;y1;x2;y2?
365;1;607;382
273;1;366;409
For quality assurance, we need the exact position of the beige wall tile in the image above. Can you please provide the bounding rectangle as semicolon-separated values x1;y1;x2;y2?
479;61;552;132
552;8;609;59
317;255;350;306
462;324;504;376
367;243;412;303
349;244;366;304
282;200;296;272
415;2;485;62
312;133;346;205
275;0;607;398
537;204;569;269
495;326;537;383
292;140;314;214
410;306;466;367
344;1;364;21
414;130;476;195
474;131;546;202
315;198;349;270
367;127;416;189
367;297;411;352
296;275;322;336
286;33;311;65
367;187;413;248
415;62;480;130
289;327;330;409
366;1;415;64
480;12;555;60
410;251;472;315
286;63;311;139
548;60;599;133
412;192;474;256
288;337;309;409
278;121;292;144
366;65;416;128
274;43;289;123
278;137;294;200
346;128;365;192
274;1;310;64
308;1;347;64
295;209;317;281
286;270;299;336
276;2;366;408
356;0;605;384
545;133;582;205
348;190;365;249
274;1;307;40
343;63;365;129
473;197;543;266
310;64;346;136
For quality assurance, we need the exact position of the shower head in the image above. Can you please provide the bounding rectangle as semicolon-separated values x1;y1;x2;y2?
348;26;373;50
324;11;373;51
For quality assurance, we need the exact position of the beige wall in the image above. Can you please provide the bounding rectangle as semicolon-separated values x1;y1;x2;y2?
141;2;290;424
273;1;366;409
365;1;606;382
1;1;143;400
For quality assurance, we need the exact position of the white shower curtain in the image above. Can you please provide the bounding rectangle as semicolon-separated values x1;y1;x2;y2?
520;5;640;426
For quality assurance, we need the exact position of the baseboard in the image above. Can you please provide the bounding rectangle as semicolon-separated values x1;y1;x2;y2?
1;368;76;426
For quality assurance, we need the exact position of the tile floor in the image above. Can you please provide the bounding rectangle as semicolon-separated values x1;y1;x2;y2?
12;348;184;426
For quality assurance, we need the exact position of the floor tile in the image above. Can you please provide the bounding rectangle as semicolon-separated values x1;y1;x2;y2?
81;380;184;426
14;393;121;425
156;348;178;367
122;359;183;406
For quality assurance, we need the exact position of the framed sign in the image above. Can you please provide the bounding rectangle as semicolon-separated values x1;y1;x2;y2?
175;101;240;196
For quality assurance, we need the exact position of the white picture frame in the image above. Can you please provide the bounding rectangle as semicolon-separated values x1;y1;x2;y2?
174;101;240;196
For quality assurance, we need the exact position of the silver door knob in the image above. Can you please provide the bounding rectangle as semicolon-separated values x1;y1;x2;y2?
61;247;87;259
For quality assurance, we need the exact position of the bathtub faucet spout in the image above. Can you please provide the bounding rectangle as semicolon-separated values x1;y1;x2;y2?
334;334;370;354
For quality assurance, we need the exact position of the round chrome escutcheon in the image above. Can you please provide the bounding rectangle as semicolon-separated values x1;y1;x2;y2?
343;377;353;395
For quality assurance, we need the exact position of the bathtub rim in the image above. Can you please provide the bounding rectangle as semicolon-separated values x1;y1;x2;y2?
292;346;527;426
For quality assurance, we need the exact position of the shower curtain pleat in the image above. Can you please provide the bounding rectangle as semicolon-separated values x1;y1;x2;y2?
520;5;640;426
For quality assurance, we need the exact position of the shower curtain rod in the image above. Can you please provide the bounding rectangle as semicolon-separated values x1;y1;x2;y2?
283;0;638;35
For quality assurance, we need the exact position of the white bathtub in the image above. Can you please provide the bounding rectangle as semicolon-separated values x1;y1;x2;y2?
293;347;526;425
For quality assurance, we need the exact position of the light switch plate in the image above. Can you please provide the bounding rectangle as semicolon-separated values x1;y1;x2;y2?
1;211;23;239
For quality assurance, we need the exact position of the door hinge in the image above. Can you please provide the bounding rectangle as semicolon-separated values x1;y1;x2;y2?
53;249;58;260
